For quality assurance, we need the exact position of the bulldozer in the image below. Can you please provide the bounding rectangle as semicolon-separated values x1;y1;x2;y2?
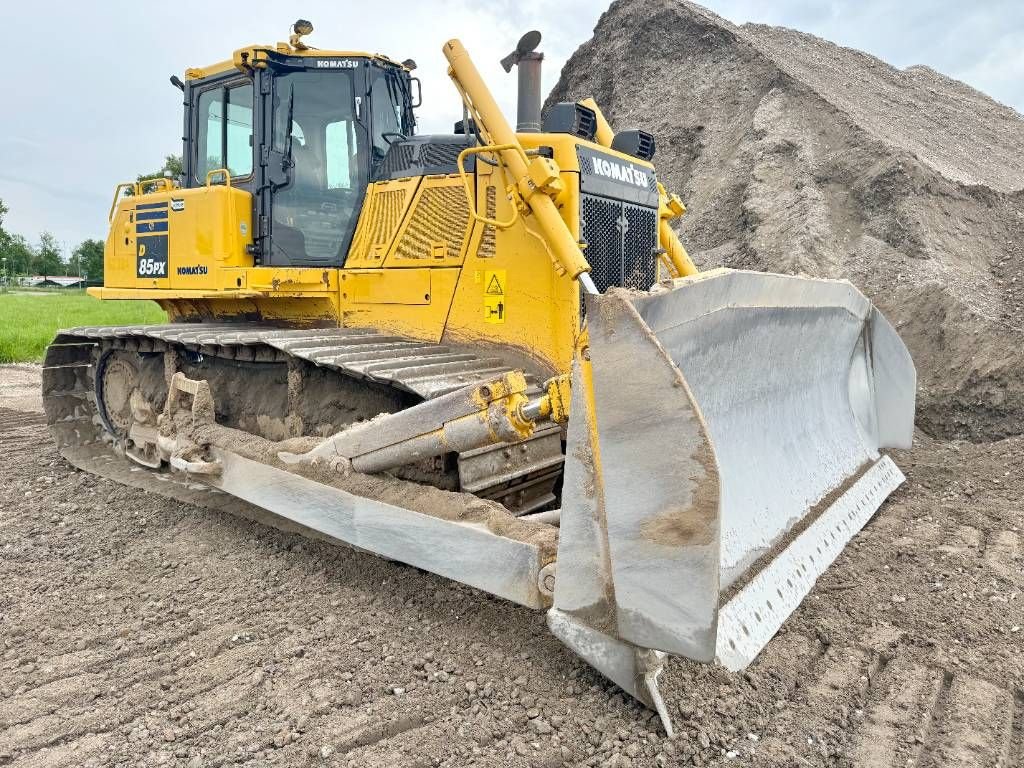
42;21;916;734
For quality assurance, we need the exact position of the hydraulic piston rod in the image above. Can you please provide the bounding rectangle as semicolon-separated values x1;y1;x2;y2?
279;372;566;475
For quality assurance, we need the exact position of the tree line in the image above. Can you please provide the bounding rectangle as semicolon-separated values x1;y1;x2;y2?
0;155;183;283
0;199;104;282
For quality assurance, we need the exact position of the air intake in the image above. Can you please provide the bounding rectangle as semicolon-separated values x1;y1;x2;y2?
611;130;656;161
542;102;598;141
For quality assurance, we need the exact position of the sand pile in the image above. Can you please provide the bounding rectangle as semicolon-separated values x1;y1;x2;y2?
547;0;1024;440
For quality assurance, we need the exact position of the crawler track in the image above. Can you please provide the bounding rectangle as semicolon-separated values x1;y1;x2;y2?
41;324;565;515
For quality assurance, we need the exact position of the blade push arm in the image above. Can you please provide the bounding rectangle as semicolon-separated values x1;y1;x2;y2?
657;187;698;278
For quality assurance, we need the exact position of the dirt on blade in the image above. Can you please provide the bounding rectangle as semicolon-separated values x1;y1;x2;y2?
547;0;1024;442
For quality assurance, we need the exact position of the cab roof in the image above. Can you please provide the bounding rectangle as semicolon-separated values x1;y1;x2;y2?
185;44;409;81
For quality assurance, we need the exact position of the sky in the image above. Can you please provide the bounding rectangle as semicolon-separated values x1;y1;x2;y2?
1;0;1022;253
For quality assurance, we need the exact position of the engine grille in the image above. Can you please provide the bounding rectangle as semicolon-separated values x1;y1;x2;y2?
580;195;658;295
376;136;476;181
379;144;415;177
420;142;464;167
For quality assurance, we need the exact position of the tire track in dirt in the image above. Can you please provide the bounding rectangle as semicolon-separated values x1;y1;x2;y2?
851;658;947;767
7;733;109;768
920;675;1016;768
4;368;1024;767
0;643;266;758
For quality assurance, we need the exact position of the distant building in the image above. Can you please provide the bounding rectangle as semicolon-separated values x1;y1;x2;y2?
25;276;88;289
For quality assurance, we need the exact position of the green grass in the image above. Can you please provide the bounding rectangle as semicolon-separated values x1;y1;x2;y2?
0;291;166;363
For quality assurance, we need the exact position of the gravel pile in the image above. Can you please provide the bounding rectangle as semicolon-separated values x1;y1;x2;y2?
547;0;1024;440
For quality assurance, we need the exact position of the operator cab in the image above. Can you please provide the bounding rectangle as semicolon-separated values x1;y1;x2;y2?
179;20;417;267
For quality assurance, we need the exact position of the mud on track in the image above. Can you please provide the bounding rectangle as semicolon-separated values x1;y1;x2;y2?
1;365;1021;768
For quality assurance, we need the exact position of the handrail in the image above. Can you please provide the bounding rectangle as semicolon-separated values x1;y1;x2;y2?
456;144;522;230
205;168;232;187
108;182;138;222
108;177;180;222
138;177;175;194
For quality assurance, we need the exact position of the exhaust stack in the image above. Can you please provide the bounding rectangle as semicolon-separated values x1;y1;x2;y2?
500;31;544;133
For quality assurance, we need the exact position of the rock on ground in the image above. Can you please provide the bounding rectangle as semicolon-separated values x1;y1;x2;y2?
547;0;1024;441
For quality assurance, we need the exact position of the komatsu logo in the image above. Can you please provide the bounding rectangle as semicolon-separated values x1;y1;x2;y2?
177;265;209;276
591;158;650;188
316;59;358;69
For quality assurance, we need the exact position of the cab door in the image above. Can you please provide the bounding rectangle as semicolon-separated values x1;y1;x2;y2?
261;64;368;268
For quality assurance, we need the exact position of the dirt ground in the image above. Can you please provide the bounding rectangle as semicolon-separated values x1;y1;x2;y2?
2;360;1022;768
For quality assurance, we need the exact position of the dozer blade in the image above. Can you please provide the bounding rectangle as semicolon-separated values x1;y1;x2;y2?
549;268;915;701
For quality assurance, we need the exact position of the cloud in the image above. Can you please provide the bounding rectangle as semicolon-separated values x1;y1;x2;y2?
0;0;1018;247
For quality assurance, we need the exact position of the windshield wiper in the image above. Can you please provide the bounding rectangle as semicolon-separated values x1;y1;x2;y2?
386;68;415;135
283;83;296;171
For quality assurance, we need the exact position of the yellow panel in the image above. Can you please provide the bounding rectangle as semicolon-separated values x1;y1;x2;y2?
166;186;252;290
383;177;472;268
442;168;580;375
235;267;339;294
90;287;260;300
103;185;253;292
346;179;419;267
104;206;137;288
339;269;461;342
189;49;411;81
342;269;431;305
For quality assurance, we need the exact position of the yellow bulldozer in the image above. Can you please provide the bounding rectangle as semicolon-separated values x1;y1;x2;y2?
42;22;916;734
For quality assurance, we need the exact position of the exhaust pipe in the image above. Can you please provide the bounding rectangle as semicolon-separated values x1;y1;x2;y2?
500;31;544;133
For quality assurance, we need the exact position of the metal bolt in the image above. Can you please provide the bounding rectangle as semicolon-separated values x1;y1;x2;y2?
537;562;556;597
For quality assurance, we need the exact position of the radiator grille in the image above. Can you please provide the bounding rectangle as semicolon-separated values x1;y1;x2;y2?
348;189;407;263
393;185;469;261
580;195;658;296
477;187;497;259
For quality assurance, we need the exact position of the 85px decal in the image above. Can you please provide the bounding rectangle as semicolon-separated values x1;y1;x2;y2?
136;236;168;278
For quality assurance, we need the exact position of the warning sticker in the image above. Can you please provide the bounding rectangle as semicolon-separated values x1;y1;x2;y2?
483;269;506;324
486;272;504;295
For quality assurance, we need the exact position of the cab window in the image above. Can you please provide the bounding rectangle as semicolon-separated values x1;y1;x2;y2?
326;120;355;189
270;69;363;265
369;70;402;161
196;82;254;181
